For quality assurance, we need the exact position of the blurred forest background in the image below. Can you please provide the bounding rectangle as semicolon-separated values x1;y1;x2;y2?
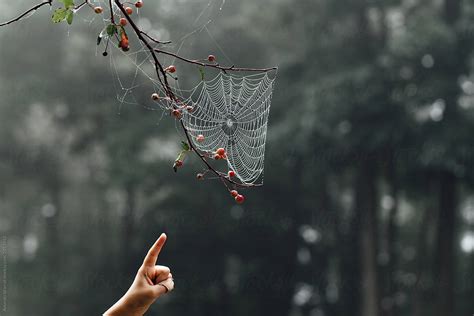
1;0;474;315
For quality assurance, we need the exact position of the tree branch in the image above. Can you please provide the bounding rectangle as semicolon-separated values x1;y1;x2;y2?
108;0;115;24
155;48;277;72
0;1;53;27
141;31;172;45
113;0;263;188
75;1;92;11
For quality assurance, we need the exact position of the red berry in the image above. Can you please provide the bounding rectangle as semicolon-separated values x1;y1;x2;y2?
120;18;127;26
221;153;227;160
235;194;245;204
186;105;194;113
175;160;183;167
94;6;103;14
228;170;236;178
125;7;133;15
119;38;130;51
135;1;143;8
151;93;160;100
230;190;238;197
216;148;225;156
196;134;205;143
172;109;182;119
166;65;176;73
214;154;221;160
208;54;216;62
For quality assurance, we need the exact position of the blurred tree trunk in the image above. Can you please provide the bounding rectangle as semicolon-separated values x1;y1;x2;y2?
384;154;399;316
433;1;463;315
306;170;332;316
411;210;430;316
411;178;437;316
444;0;460;25
355;159;379;316
287;155;304;315
434;171;457;316
338;200;361;316
352;0;381;313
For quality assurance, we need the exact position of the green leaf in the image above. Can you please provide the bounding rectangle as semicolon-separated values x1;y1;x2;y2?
181;141;190;151
59;0;75;8
52;8;68;23
66;10;74;25
106;24;117;36
199;67;205;81
119;26;128;39
52;7;74;24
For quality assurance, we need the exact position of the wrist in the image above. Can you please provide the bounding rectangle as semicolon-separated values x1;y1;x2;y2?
104;293;150;316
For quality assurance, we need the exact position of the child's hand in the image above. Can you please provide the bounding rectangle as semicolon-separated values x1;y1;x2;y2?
104;233;174;316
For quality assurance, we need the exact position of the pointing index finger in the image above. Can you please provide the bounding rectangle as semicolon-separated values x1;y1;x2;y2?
143;233;167;267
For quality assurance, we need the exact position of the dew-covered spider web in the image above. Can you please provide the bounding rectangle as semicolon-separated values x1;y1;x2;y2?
181;72;275;184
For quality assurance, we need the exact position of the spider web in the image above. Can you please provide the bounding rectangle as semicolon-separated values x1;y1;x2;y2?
181;72;275;184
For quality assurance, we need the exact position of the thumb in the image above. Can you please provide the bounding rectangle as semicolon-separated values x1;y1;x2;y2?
154;276;174;297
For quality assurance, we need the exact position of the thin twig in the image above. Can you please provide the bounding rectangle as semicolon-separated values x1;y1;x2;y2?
108;0;115;24
75;0;92;11
141;31;172;45
0;0;53;27
155;48;277;72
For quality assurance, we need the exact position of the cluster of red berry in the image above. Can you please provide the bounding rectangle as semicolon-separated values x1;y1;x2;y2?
151;88;197;119
162;56;215;118
94;1;143;15
214;148;245;204
182;146;245;204
214;147;227;160
230;190;245;204
94;1;143;52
